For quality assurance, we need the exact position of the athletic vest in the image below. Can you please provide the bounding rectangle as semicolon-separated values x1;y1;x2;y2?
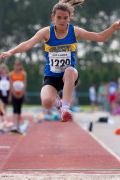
44;24;77;77
11;71;24;95
109;82;117;94
0;75;10;97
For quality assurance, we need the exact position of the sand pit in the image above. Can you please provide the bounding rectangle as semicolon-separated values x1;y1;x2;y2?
0;173;120;180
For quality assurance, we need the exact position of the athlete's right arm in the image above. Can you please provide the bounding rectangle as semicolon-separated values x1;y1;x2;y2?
0;27;49;61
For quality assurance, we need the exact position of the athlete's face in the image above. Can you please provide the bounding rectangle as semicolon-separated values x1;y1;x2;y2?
14;61;22;71
52;10;70;30
0;66;7;75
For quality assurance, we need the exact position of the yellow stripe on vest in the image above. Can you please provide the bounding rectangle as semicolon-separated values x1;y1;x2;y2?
45;43;77;52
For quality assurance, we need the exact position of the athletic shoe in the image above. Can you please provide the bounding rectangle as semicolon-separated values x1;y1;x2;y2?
60;109;72;122
10;127;21;135
0;129;5;134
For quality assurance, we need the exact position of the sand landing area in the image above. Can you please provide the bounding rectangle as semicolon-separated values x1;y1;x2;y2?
0;173;120;180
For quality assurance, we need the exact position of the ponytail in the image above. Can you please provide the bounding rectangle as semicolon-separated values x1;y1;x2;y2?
52;0;84;18
59;0;84;7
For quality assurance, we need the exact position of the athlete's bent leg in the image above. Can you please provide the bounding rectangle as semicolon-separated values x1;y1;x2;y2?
63;67;78;104
41;85;57;109
60;67;78;122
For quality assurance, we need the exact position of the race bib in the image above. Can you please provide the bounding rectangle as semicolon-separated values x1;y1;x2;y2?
13;81;24;91
49;51;71;73
0;79;10;91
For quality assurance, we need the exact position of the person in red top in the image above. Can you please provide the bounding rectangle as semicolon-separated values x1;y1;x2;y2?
10;59;27;131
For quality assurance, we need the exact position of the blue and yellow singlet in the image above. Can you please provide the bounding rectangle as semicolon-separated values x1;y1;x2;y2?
44;24;77;77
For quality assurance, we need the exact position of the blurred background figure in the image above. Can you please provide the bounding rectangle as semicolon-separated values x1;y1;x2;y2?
0;99;13;133
108;78;117;114
0;64;13;132
89;84;96;112
10;60;27;133
58;88;78;107
71;89;78;107
113;77;120;115
97;82;108;111
116;77;120;106
0;64;10;112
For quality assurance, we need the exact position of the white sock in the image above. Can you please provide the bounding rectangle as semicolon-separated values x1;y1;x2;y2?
61;102;70;111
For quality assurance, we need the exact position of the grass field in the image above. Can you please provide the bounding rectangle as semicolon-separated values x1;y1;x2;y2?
7;104;93;111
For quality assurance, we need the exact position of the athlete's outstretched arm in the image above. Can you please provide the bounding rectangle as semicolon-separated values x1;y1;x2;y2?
0;27;49;61
75;20;120;42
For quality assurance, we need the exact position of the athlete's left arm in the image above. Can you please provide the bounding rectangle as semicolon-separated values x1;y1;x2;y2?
75;21;120;42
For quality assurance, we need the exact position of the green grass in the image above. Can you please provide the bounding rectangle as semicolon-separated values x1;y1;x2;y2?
81;105;98;111
8;104;93;111
8;104;41;109
81;105;90;111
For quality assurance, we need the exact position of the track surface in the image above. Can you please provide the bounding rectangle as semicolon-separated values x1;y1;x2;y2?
0;115;120;174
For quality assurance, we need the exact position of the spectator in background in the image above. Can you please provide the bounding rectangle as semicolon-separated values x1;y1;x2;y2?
0;64;10;112
58;88;78;107
117;77;120;91
116;77;120;106
9;60;27;133
108;78;117;114
89;84;96;112
97;82;108;111
71;88;78;107
0;64;13;132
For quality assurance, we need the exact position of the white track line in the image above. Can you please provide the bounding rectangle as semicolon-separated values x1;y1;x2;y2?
0;146;10;149
89;132;120;162
75;120;120;162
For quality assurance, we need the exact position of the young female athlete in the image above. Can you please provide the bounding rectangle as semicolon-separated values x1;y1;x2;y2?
10;59;27;131
0;64;11;131
0;64;13;132
0;63;10;112
0;0;120;122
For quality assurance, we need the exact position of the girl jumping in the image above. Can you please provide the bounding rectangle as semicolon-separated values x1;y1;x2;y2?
0;0;120;122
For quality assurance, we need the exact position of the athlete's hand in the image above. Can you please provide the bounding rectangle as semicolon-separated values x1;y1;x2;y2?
0;51;12;61
112;21;120;30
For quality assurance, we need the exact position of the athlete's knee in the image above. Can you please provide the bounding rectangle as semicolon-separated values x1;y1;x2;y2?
65;67;74;74
41;98;53;109
64;67;75;81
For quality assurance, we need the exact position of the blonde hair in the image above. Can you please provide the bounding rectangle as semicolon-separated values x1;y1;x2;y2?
0;63;9;75
53;0;84;17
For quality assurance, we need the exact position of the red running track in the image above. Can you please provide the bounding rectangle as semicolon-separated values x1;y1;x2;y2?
0;118;120;174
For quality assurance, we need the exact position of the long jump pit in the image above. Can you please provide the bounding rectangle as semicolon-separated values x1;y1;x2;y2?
0;111;120;179
0;173;120;180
